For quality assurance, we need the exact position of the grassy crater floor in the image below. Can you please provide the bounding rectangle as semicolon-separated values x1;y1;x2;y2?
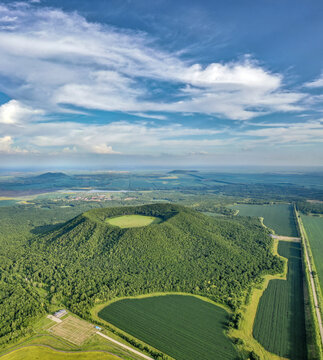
106;215;162;228
0;346;119;360
98;294;237;360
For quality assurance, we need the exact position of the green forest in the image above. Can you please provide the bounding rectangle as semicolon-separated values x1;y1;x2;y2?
0;203;283;348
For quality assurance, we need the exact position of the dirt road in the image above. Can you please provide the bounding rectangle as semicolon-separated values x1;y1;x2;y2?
269;235;301;242
96;332;154;360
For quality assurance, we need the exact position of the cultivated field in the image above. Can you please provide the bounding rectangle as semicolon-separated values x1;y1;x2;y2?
301;214;323;294
253;241;307;359
0;346;119;360
106;215;161;228
49;316;96;345
98;294;237;360
234;204;298;237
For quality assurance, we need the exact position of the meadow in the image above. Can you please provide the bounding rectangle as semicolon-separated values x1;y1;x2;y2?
301;214;323;294
253;241;307;359
234;203;298;237
98;294;237;360
1;346;119;360
106;215;161;228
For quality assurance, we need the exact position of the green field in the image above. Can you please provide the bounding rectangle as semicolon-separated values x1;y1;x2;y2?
98;294;237;360
253;241;307;359
1;346;119;360
234;204;298;236
106;215;161;228
301;214;323;295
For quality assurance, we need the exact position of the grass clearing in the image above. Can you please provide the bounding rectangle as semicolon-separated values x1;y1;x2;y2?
253;241;307;359
49;316;96;346
0;346;119;360
301;214;323;296
106;215;161;228
97;294;237;360
233;204;298;237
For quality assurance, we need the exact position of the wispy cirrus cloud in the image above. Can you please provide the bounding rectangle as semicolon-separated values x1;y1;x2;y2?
0;119;225;155
304;73;323;88
0;3;306;121
243;120;323;145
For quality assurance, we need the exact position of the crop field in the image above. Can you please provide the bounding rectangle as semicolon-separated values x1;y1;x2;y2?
234;203;298;236
301;214;323;294
106;215;161;228
98;294;237;360
49;316;96;345
253;241;307;359
0;346;119;360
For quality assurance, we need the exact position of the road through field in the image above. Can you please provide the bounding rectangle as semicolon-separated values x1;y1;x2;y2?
270;235;301;242
96;332;153;360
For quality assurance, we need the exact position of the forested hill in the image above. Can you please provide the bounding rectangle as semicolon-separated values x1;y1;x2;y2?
19;204;283;322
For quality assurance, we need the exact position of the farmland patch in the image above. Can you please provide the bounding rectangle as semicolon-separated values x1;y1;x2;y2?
233;204;298;236
253;241;307;359
301;214;323;295
0;346;119;360
49;316;96;345
98;294;237;360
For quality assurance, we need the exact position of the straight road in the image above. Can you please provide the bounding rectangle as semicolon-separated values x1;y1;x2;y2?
96;331;154;360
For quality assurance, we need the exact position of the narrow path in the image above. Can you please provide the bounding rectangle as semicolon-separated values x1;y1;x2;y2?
297;214;323;346
96;332;154;360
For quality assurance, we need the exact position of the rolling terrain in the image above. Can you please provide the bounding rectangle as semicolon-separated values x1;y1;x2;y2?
0;203;285;358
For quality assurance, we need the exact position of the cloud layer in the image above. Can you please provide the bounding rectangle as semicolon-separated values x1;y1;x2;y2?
0;3;305;121
0;2;322;166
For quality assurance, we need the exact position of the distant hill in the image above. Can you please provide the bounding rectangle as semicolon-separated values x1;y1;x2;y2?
33;172;70;180
23;204;283;318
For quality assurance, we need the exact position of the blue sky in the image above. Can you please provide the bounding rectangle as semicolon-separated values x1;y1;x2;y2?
0;0;322;169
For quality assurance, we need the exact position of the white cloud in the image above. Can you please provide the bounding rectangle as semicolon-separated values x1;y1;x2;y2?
91;144;120;154
0;3;305;120
0;100;43;124
305;73;323;88
0;135;13;152
0;135;28;154
243;120;323;145
0;118;226;155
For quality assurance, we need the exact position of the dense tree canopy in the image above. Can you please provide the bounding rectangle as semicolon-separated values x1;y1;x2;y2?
0;203;283;347
21;204;283;319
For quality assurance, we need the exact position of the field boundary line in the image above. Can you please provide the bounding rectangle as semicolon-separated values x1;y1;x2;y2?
296;210;323;353
92;291;232;316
